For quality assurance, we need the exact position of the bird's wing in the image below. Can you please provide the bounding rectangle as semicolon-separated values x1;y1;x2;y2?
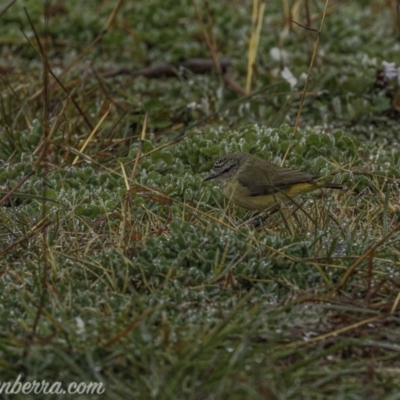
238;160;317;197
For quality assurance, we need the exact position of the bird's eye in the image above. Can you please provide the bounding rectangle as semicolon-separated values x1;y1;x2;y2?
222;164;233;173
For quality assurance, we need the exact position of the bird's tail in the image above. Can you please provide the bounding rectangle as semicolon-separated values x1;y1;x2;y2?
321;182;348;190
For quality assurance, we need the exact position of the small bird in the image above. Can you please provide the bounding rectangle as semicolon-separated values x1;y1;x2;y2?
204;152;346;211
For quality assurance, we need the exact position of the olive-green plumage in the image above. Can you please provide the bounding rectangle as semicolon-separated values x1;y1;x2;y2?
204;152;346;211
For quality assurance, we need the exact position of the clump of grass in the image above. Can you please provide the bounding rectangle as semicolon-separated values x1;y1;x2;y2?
1;0;400;398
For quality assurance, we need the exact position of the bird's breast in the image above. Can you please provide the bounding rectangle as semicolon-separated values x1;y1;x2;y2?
220;178;278;210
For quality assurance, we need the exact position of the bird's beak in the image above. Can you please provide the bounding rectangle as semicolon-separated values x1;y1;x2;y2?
203;172;217;182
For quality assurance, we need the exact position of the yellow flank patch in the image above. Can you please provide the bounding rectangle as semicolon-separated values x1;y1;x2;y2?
283;182;319;197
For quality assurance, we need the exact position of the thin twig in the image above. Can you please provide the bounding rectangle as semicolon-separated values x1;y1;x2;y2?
281;0;329;165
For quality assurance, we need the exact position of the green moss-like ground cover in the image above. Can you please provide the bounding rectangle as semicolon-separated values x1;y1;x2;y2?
1;0;400;398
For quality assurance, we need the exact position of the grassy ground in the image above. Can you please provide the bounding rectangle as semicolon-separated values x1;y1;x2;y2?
1;0;400;398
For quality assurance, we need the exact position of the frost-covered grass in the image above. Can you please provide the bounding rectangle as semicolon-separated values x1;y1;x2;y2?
1;0;400;398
